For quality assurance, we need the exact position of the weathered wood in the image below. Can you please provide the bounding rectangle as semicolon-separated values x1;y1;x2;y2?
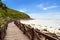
34;30;42;40
14;20;59;40
35;29;58;40
4;22;30;40
0;23;8;40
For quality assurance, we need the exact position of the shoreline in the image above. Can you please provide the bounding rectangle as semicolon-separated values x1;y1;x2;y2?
20;20;60;37
14;20;59;40
20;19;60;28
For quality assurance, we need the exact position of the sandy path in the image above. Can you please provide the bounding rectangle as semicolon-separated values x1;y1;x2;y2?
4;22;30;40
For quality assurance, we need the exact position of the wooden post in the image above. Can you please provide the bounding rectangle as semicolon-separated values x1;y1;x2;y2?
22;24;26;34
0;27;1;40
31;28;34;40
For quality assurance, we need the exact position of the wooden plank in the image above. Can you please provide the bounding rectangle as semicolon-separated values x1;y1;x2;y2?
14;20;59;40
35;29;58;40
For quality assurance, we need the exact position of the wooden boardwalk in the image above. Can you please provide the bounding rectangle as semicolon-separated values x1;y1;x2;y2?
4;22;30;40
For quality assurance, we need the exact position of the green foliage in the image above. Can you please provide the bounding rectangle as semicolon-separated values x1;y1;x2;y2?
0;1;2;6
6;8;30;19
0;18;4;26
0;1;30;19
0;1;30;26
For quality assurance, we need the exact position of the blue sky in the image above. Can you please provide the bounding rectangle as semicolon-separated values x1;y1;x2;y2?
2;0;60;19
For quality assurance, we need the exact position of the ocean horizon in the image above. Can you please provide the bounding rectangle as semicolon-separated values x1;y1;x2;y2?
21;18;60;29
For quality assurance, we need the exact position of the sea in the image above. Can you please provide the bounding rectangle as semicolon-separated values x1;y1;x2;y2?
21;19;60;29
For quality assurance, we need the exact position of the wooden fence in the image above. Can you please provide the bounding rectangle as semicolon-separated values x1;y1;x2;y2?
0;22;8;40
14;20;59;40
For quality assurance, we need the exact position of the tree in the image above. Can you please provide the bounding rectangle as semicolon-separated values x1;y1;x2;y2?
0;0;1;1
0;0;7;18
0;0;2;7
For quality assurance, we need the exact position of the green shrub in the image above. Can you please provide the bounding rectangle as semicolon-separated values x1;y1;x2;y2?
0;18;4;26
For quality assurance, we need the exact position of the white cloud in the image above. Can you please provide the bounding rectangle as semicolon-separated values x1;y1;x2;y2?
28;12;60;19
18;9;27;12
43;8;47;10
43;6;57;10
16;8;28;13
37;4;58;10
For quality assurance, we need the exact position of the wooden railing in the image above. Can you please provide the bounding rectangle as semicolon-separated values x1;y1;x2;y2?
0;22;8;40
14;20;59;40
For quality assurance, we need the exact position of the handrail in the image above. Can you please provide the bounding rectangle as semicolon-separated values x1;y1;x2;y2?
14;20;59;40
0;22;8;40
